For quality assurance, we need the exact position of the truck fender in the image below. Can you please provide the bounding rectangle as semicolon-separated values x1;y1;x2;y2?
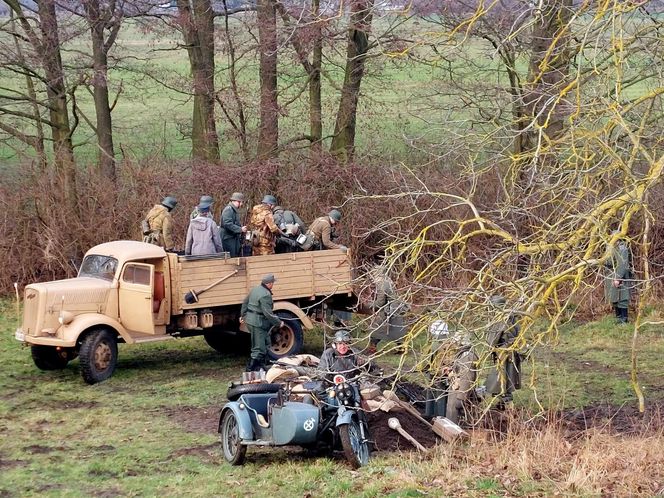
335;407;355;427
59;313;133;346
272;301;314;330
219;403;255;440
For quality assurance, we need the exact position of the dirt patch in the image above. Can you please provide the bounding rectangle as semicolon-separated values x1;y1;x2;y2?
0;458;27;470
159;405;220;433
22;445;65;454
366;411;439;452
170;443;219;459
559;401;664;437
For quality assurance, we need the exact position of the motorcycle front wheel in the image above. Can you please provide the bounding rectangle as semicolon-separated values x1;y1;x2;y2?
339;418;370;469
220;410;247;466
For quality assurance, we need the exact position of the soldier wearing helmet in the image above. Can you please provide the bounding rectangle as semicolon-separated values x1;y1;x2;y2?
142;196;177;251
318;329;377;379
304;209;347;252
248;194;282;256
220;192;248;258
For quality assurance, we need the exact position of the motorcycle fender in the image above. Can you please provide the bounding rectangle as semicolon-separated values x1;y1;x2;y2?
219;404;255;441
335;407;354;427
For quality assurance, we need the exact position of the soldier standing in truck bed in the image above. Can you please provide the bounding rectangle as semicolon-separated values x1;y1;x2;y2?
143;196;177;251
248;195;282;256
220;192;247;258
306;210;347;251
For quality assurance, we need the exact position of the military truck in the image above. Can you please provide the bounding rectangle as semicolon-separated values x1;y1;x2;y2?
15;241;355;384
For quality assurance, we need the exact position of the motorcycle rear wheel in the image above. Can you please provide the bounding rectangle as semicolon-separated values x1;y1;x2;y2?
220;410;247;465
339;418;370;469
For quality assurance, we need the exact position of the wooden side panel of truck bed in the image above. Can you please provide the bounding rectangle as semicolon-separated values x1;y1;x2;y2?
171;249;353;314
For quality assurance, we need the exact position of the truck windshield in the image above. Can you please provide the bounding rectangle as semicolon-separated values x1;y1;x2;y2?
78;255;119;281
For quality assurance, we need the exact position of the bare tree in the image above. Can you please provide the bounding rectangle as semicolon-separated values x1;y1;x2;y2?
330;0;375;160
176;0;220;162
256;0;279;158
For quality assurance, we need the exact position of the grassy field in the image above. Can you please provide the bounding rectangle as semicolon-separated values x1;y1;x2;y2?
1;298;663;497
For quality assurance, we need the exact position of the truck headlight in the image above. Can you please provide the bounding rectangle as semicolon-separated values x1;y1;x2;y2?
58;311;74;325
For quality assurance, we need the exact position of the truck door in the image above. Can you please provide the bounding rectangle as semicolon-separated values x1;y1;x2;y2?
119;263;155;334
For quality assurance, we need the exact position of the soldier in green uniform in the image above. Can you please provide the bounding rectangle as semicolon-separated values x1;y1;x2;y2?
240;274;284;371
484;295;521;405
367;263;406;353
604;234;632;323
220;192;247;258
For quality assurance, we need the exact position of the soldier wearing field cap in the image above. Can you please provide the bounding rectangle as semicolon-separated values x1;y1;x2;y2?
220;192;247;258
306;209;347;251
190;195;215;220
248;194;282;256
143;196;177;251
240;274;284;371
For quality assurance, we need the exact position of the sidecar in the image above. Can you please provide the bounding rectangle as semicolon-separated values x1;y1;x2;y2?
219;378;371;468
219;391;321;465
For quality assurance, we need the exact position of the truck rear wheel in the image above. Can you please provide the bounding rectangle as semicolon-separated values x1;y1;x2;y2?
268;311;304;360
31;346;70;370
79;329;118;384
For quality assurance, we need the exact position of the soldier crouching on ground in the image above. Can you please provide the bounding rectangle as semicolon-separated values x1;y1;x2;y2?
142;196;177;251
240;274;284;372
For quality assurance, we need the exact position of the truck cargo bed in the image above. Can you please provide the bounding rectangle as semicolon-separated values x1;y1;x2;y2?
171;249;353;314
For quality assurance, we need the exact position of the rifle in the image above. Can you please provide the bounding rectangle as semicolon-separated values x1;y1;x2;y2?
241;201;253;257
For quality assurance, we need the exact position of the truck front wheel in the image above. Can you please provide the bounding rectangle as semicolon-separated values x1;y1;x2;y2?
268;311;304;360
31;346;71;370
79;329;118;384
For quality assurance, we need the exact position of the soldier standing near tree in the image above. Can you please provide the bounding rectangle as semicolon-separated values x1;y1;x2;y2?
604;232;633;324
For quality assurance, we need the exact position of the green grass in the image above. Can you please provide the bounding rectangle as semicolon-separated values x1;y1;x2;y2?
1;299;664;497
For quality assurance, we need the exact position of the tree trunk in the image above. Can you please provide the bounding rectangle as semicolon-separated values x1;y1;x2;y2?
83;0;116;182
310;0;323;156
515;0;573;157
329;0;374;161
177;0;220;162
37;0;78;213
257;0;279;159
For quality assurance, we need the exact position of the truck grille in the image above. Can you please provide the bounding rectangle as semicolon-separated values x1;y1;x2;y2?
22;286;42;336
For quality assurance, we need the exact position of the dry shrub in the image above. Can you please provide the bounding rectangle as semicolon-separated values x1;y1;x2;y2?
375;407;664;496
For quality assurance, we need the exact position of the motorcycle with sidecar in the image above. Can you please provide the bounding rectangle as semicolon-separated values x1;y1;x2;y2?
218;374;371;468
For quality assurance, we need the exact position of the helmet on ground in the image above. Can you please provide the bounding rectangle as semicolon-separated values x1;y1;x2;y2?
262;194;277;205
161;196;177;209
489;295;506;307
333;329;351;344
329;209;342;222
230;192;245;202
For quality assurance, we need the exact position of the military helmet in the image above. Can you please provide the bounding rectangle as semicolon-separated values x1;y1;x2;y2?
333;329;351;344
489;295;506;306
230;192;245;202
262;194;277;205
329;209;342;222
199;195;214;205
161;196;177;210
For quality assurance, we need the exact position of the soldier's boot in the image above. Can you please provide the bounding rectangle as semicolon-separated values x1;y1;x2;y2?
245;358;260;372
614;306;622;321
619;307;629;324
